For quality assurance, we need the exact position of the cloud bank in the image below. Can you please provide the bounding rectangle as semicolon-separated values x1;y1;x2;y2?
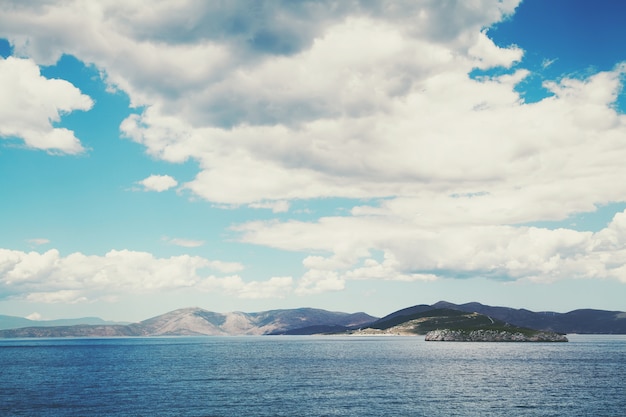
0;248;290;303
238;209;626;288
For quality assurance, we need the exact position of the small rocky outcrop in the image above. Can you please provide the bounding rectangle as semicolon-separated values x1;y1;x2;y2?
425;329;568;342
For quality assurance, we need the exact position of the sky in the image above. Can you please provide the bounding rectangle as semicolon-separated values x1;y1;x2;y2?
1;0;626;322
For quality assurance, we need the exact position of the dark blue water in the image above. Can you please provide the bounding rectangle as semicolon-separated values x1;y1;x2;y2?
1;335;624;416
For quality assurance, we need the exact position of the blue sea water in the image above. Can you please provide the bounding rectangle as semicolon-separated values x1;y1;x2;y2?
0;335;624;416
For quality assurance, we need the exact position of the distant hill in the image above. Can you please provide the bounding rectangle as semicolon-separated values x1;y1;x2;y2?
364;301;626;335
353;308;567;341
0;307;376;338
430;301;626;334
0;315;126;331
365;308;491;334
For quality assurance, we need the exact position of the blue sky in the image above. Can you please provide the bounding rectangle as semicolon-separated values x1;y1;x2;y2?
1;0;626;321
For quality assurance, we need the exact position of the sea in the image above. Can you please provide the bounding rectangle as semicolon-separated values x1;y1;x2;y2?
0;334;624;417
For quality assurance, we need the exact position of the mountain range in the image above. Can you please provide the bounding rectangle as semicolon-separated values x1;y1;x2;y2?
0;307;375;337
0;301;625;337
427;301;626;334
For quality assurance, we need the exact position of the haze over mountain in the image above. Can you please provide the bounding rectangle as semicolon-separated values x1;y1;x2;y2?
0;315;125;331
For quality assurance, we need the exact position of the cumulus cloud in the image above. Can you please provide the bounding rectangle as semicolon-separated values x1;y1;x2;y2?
137;174;178;192
0;1;542;205
0;248;279;303
115;16;626;223
295;269;345;296
0;56;92;154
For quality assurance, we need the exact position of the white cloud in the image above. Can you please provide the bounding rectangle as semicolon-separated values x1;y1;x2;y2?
344;253;438;282
164;237;205;248
295;269;344;296
0;248;270;303
138;174;178;192
542;57;557;69
1;1;555;208
468;30;523;69
0;57;92;154
26;290;88;304
27;238;50;246
115;34;626;223
205;260;245;274
249;200;291;213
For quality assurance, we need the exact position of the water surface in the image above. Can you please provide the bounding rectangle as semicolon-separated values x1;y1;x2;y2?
1;335;624;416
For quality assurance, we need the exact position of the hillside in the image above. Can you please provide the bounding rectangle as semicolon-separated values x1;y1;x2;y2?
431;301;626;334
349;301;625;335
0;307;376;338
353;308;567;341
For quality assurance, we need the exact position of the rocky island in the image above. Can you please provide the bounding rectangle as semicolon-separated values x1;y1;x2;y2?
425;328;568;342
